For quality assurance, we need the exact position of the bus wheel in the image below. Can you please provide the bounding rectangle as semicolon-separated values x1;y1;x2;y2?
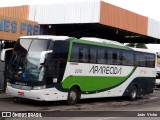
129;85;137;101
67;87;79;105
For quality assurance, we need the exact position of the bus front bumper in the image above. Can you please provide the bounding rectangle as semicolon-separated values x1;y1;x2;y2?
6;85;67;101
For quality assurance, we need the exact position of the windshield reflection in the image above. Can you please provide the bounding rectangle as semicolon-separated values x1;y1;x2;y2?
8;38;53;82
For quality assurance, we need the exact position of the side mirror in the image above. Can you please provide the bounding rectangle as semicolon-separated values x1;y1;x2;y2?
1;48;13;62
40;50;53;64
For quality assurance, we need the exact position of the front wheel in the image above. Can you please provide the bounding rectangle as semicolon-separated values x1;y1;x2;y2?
128;86;138;101
14;97;22;103
67;87;80;105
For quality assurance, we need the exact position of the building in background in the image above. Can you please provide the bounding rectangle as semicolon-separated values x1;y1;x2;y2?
0;0;160;43
1;0;160;91
0;14;39;92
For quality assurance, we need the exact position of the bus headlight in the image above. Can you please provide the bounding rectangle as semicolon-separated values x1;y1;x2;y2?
32;85;46;90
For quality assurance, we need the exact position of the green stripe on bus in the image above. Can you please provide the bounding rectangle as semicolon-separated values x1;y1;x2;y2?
62;67;136;92
67;41;73;62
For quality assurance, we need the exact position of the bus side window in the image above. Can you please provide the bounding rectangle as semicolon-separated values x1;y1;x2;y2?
122;51;134;66
107;48;113;65
146;54;155;67
150;54;156;67
79;47;89;63
135;53;140;66
112;49;121;65
90;48;97;63
97;47;106;64
71;43;89;63
71;45;79;62
141;54;146;67
136;53;146;67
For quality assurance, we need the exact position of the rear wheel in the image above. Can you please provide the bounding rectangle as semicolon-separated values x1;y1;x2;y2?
128;86;138;100
67;87;80;105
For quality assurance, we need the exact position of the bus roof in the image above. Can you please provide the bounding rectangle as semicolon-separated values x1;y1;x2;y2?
80;37;124;46
146;44;160;53
131;47;156;54
20;35;74;41
19;36;156;54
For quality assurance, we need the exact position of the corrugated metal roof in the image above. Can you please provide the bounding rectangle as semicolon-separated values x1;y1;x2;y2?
1;0;160;40
29;0;100;24
148;18;160;39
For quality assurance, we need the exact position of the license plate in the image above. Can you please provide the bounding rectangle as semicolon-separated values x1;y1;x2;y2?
18;92;24;96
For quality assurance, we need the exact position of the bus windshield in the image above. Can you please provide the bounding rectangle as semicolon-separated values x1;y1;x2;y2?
8;38;53;82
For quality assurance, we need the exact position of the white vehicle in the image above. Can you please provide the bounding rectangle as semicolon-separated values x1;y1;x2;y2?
1;36;156;104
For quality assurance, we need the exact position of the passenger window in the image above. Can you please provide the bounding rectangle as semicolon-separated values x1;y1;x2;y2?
90;48;97;63
112;49;121;65
146;54;155;67
136;53;145;67
97;48;106;64
71;43;89;63
122;51;134;66
71;45;79;62
150;54;155;67
79;47;89;63
107;49;113;64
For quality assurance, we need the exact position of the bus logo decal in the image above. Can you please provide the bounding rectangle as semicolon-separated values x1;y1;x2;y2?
89;65;122;75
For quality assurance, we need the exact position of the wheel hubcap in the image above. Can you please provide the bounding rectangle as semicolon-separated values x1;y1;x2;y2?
131;89;137;98
70;91;77;101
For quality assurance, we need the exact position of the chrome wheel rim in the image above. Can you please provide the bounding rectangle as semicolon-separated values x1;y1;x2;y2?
131;89;137;99
69;91;77;102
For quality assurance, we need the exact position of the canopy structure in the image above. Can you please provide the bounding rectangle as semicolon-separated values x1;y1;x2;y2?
1;0;160;43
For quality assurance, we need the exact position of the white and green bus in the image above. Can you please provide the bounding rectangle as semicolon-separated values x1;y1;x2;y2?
1;36;156;104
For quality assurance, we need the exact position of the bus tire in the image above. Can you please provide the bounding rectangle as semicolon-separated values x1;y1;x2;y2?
67;87;80;105
128;85;137;101
14;97;22;103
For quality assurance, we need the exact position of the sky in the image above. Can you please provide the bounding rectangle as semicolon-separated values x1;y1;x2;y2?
0;0;160;21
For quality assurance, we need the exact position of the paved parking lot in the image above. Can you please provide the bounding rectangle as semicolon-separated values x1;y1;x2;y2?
1;89;160;119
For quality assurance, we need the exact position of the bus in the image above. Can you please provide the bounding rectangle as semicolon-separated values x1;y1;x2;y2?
1;36;156;105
